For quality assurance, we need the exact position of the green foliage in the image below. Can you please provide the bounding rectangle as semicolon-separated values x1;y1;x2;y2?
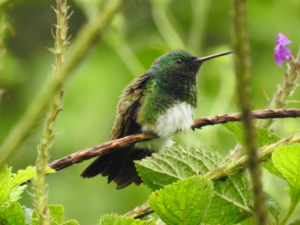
223;122;284;178
98;214;155;225
135;146;224;191
223;122;281;148
273;144;300;203
265;193;281;223
0;166;75;225
148;176;213;225
0;201;26;225
203;172;252;224
1;0;300;224
272;144;300;224
137;146;252;224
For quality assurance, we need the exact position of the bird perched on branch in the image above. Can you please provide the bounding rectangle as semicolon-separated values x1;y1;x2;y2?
81;49;232;189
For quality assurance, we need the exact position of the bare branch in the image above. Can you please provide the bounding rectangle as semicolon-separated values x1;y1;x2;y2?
48;108;300;171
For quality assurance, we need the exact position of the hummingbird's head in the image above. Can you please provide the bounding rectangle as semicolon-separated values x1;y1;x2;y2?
147;49;232;90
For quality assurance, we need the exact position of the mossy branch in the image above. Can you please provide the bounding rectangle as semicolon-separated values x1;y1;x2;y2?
0;0;128;167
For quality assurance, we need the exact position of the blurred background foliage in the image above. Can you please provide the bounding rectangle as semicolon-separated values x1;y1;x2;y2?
0;0;300;223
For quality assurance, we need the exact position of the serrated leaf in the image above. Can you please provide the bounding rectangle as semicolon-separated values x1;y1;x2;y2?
63;219;80;225
0;201;26;225
49;205;64;224
273;144;300;206
98;213;155;225
10;166;55;188
136;146;224;191
136;146;252;224
148;176;213;225
0;165;11;208
265;193;280;223
0;185;27;212
203;172;252;224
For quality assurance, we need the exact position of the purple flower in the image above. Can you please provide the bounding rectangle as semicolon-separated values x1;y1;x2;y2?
274;33;292;67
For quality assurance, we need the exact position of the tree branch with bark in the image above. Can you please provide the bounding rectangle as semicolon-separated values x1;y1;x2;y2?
48;108;300;171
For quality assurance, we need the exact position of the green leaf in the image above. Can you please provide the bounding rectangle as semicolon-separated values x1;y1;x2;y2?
0;201;26;225
0;185;27;212
49;205;64;224
135;146;224;191
98;213;155;225
148;176;213;225
261;159;284;179
265;193;280;223
223;122;281;148
10;166;55;188
223;122;284;178
273;144;300;206
235;217;254;225
203;172;252;224
63;220;80;225
136;146;252;224
0;165;11;207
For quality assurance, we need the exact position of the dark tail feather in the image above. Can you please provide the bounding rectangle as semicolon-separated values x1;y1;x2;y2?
81;148;152;189
81;153;113;178
115;149;152;189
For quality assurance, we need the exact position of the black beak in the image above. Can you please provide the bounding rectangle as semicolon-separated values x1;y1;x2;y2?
194;51;233;63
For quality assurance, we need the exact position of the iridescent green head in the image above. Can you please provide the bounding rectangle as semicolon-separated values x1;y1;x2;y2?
147;49;232;90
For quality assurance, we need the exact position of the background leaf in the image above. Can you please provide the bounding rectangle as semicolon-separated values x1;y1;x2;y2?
265;193;280;223
98;213;155;225
0;201;26;225
273;144;300;207
0;165;11;207
223;122;283;178
49;204;64;225
223;122;281;148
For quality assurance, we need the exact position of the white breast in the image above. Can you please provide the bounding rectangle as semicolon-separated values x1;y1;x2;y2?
135;102;195;152
142;102;195;137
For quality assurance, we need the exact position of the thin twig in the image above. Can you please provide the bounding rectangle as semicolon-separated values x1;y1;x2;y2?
48;108;300;171
123;133;300;219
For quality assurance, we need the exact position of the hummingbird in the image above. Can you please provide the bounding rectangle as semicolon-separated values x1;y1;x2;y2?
81;49;232;189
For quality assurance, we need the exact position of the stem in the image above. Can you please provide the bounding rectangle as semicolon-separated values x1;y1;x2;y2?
32;1;70;224
187;0;210;53
151;0;185;50
0;0;127;167
232;0;267;224
279;200;298;225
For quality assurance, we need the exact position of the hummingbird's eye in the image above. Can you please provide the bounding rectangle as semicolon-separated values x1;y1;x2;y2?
176;58;183;64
